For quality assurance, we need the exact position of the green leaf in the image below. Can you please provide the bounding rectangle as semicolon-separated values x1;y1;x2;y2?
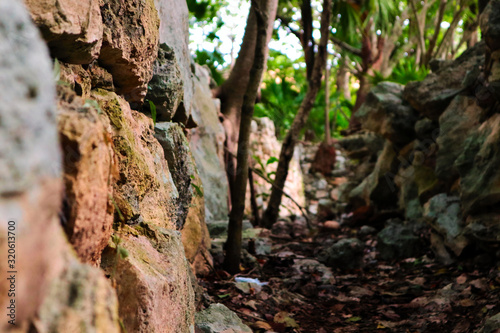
191;183;204;198
118;246;129;259
266;156;279;165
53;58;61;82
83;99;103;114
346;316;362;323
148;100;157;126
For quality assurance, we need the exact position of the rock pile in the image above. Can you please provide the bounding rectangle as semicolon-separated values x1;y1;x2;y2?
334;33;500;264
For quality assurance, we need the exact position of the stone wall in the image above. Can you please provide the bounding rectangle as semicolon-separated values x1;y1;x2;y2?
0;0;225;331
333;5;500;264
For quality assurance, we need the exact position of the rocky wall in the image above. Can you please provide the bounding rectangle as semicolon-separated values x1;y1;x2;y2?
0;0;226;331
335;3;500;265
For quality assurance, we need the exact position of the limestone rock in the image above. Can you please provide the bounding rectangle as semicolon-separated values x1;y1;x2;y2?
182;191;212;276
0;1;63;328
480;0;500;52
377;220;423;261
92;90;178;229
190;65;229;222
349;141;399;209
436;96;483;182
403;42;485;119
424;193;467;256
101;227;195;333
455;114;500;215
25;0;103;64
154;0;194;120
464;213;500;244
479;312;500;333
337;132;385;160
195;303;252;333
154;123;212;273
146;43;184;122
318;238;364;270
99;0;159;103
155;122;197;229
357;82;418;146
58;87;115;265
36;250;120;333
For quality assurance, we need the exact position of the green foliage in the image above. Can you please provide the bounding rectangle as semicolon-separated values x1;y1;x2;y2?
369;61;429;86
193;49;225;85
147;100;157;126
255;50;352;141
82;99;103;114
111;235;129;260
53;58;61;82
187;0;225;20
190;175;204;198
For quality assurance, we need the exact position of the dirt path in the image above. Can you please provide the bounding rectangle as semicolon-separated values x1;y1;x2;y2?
200;225;500;332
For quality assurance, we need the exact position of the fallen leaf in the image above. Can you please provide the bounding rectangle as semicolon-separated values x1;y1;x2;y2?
409;277;426;286
349;286;374;297
458;298;475;307
456;274;467;284
274;311;299;328
346;316;362;323
244;300;258;310
253;321;272;330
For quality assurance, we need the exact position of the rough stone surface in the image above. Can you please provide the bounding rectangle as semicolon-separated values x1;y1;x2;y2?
99;0;160;103
403;42;485;119
456;114;500;215
0;1;63;328
436;95;483;182
36;250;120;333
195;303;252;333
357;82;418;146
190;65;229;222
0;2;120;331
349;141;399;209
93;90;178;229
57;87;115;265
154;0;194;120
25;0;103;64
377;220;423;261
155;122;197;229
145;43;184;122
318;238;364;270
480;0;500;52
424;193;467;256
479;312;500;333
101;227;195;333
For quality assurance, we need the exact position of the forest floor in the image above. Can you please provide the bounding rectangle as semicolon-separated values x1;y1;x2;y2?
200;222;500;332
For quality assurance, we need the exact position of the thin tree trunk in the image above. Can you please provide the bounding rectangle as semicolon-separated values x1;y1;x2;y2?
424;0;447;66
261;0;332;228
248;167;260;226
337;55;351;100
216;0;278;201
224;0;270;274
324;51;331;144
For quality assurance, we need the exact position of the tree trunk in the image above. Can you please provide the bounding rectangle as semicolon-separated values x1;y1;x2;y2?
248;168;260;226
336;56;351;100
324;51;331;143
261;0;332;228
216;0;278;199
224;0;270;274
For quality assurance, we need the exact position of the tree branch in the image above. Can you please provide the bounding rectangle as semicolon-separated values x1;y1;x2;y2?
331;36;362;57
